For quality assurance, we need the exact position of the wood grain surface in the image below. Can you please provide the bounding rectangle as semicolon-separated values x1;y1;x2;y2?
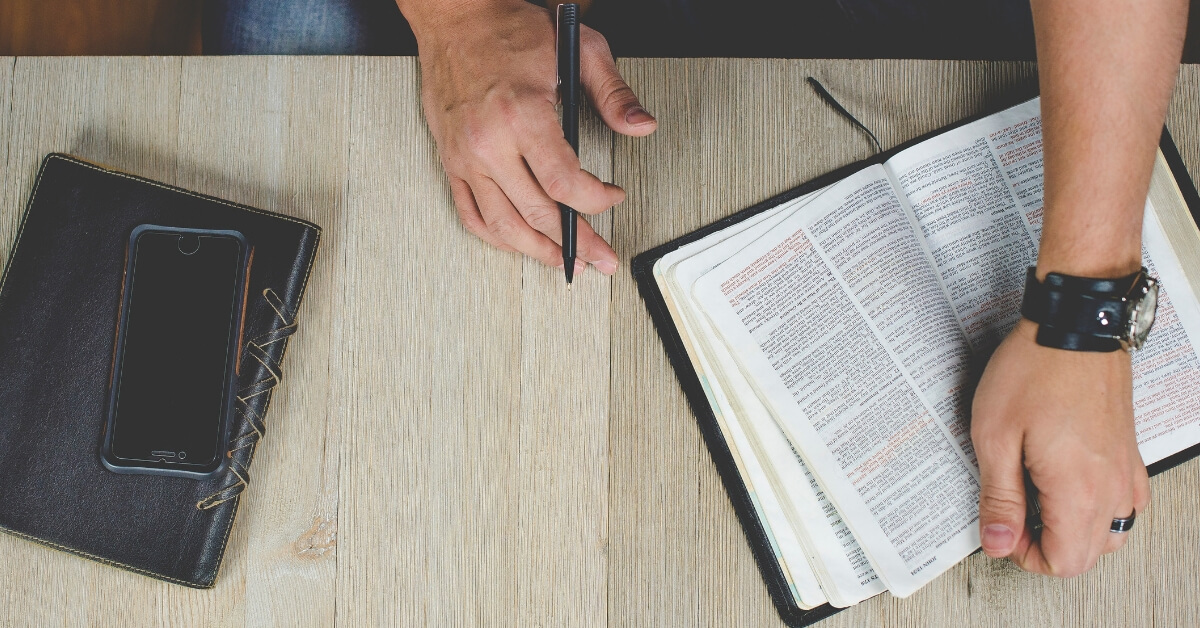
0;57;1198;627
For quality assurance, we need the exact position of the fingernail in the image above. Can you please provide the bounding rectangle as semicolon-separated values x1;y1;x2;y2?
574;259;586;275
982;524;1015;555
625;106;655;126
593;259;618;275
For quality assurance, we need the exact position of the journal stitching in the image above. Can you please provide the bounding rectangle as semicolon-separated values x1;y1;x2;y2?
202;212;321;590
197;288;297;511
204;232;319;588
0;155;323;587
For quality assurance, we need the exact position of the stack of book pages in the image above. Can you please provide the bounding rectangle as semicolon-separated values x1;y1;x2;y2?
653;98;1200;609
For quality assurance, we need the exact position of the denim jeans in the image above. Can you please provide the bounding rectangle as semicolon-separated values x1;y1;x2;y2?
203;0;416;55
203;0;1035;60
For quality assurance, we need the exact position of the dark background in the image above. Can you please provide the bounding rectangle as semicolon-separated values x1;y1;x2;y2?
4;0;1200;61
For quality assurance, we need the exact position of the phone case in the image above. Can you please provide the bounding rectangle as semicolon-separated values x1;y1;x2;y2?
100;225;250;479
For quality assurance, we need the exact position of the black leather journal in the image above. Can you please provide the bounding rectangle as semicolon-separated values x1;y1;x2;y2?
0;154;321;588
631;102;1200;625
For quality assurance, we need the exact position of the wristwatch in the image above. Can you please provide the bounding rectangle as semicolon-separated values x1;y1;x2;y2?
1020;266;1160;352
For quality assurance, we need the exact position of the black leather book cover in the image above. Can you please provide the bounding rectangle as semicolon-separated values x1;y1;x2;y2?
0;154;321;588
631;108;1200;625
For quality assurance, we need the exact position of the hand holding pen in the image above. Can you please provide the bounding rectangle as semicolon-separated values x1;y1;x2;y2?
402;0;657;276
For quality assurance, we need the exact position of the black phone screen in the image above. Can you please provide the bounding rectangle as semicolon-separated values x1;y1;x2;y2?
105;227;247;476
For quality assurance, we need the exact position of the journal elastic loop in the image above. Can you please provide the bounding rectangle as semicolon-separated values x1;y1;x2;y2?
806;77;882;154
197;288;297;510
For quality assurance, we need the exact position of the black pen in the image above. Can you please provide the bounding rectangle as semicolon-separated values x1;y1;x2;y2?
556;3;581;284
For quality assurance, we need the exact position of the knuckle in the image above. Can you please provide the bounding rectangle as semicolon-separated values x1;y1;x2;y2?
969;413;1006;445
1133;474;1151;511
489;215;524;242
1075;480;1100;504
523;204;560;232
599;79;638;111
968;427;996;454
441;157;467;178
1053;565;1086;579
545;174;576;201
462;123;502;162
1048;554;1090;578
462;130;491;159
493;97;522;128
456;207;485;231
581;28;611;55
978;485;1024;517
1010;554;1047;576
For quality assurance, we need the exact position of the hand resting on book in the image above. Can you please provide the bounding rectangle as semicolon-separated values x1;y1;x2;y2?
970;0;1187;578
972;319;1150;577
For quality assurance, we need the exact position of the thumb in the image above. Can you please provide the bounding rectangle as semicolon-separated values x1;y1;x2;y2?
975;434;1028;558
579;27;657;137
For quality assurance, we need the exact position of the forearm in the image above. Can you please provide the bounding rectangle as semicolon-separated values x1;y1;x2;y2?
1032;0;1187;279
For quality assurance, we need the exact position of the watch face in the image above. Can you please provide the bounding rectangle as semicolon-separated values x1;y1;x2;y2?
1127;278;1159;350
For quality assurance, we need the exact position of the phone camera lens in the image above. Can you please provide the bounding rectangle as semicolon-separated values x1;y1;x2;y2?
178;234;200;255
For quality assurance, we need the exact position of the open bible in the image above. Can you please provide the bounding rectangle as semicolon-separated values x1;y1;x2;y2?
635;98;1200;623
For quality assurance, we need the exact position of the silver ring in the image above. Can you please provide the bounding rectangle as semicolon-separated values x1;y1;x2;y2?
1110;510;1136;533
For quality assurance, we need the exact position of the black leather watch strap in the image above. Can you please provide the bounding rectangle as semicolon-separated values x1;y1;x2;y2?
1032;325;1123;352
1021;267;1143;352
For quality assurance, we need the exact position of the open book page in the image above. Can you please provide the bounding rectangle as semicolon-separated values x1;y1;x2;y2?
884;99;1041;355
655;196;827;609
1136;155;1200;463
1129;195;1200;463
662;193;885;606
801;168;977;465
884;97;1200;465
692;165;982;598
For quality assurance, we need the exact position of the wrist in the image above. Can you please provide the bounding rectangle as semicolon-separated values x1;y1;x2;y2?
1013;316;1039;340
1021;265;1159;352
1035;200;1144;281
1034;253;1142;282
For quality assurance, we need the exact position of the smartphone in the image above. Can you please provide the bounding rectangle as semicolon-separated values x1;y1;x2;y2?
101;225;250;478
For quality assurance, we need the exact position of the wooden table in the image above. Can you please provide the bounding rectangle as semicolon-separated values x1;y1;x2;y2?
1;57;1198;627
